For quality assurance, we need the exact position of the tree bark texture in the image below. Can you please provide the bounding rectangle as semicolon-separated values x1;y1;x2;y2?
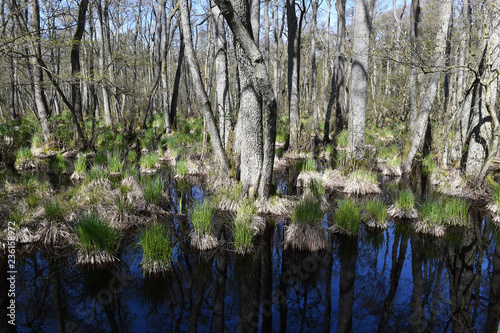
402;0;453;173
347;0;375;161
287;0;300;150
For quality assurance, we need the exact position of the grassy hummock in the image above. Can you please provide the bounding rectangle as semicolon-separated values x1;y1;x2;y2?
285;196;326;251
141;176;164;205
71;155;87;181
232;200;257;255
364;198;389;229
414;199;445;237
214;183;242;212
190;200;218;250
140;152;159;174
343;170;381;195
108;152;125;176
139;222;174;275
75;211;120;266
444;197;470;227
387;189;418;219
15;147;35;170
86;164;109;182
330;198;361;236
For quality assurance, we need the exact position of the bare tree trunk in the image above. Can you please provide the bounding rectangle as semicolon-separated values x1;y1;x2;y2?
264;0;270;69
250;0;260;43
71;0;89;127
272;0;280;99
97;0;112;127
214;0;278;200
179;0;230;173
310;0;319;138
347;0;376;161
213;3;231;148
408;0;420;127
402;0;453;173
287;0;300;150
170;32;185;130
28;0;51;142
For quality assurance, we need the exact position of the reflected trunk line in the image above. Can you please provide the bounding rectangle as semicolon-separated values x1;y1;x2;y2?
378;233;409;332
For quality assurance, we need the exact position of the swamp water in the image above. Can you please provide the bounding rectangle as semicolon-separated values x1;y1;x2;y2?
2;166;500;332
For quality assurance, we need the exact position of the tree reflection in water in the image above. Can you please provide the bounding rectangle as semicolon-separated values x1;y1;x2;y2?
11;209;500;332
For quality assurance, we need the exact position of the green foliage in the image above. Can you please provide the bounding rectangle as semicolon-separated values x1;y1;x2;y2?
94;149;107;165
43;199;65;221
140;152;159;170
50;153;69;174
86;164;109;181
233;200;256;254
108;152;125;174
124;166;138;178
190;200;214;235
15;147;34;164
493;185;500;208
292;197;324;225
306;178;325;199
365;199;387;223
336;198;361;235
74;155;87;174
140;222;173;265
140;128;155;150
128;150;137;163
394;189;415;211
299;158;317;172
216;183;243;202
444;198;470;226
31;134;42;150
76;211;120;254
422;153;436;177
142;176;164;205
114;132;125;147
420;200;445;226
176;159;188;176
27;192;41;209
348;169;378;184
337;129;348;148
9;209;22;225
378;144;399;160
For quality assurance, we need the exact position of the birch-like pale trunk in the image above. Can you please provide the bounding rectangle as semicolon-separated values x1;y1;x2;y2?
287;0;300;150
408;0;420;127
97;0;112;127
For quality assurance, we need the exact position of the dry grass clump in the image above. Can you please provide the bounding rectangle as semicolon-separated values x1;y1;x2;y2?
322;169;347;190
273;156;289;169
35;221;74;247
256;196;294;216
377;157;402;177
190;232;218;251
387;189;418;219
296;171;322;188
214;183;242;212
343;170;381;195
430;169;465;196
284;150;313;160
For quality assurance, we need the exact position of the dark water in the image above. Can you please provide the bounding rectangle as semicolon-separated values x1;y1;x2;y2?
4;214;499;332
2;166;500;332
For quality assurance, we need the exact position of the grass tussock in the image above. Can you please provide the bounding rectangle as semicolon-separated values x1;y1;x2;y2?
364;198;389;229
330;198;361;236
43;199;65;222
75;211;120;265
141;176;164;205
190;200;214;235
140;222;174;274
74;155;87;174
284;223;327;251
140;152;159;173
256;196;293;216
108;152;125;175
414;200;446;237
292;197;324;226
444;198;470;227
388;189;418;219
86;164;109;182
232;200;256;255
15;147;35;170
214;183;242;212
343;170;381;195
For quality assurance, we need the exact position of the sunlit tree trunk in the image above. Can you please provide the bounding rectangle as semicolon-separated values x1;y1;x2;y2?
287;0;300;150
347;0;376;162
408;0;420;127
97;0;112;127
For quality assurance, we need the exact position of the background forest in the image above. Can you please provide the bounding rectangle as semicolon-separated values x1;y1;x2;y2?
0;0;499;198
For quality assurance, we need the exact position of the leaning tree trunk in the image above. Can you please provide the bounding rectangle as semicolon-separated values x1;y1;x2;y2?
178;0;230;173
28;0;51;142
347;0;376;162
213;3;231;149
401;0;453;173
214;0;278;200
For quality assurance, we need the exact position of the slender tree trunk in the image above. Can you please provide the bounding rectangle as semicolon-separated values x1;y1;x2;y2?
250;0;260;43
273;0;280;99
28;0;51;142
347;0;376;161
264;0;270;69
170;33;185;130
408;0;420;127
310;0;319;138
71;0;89;126
287;0;300;150
213;3;231;148
97;0;112;127
179;0;230;173
402;0;453;173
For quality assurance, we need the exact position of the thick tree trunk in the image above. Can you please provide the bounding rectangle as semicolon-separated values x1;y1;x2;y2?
214;0;278;200
402;0;453;173
179;0;230;173
232;0;263;189
347;0;375;161
213;3;231;149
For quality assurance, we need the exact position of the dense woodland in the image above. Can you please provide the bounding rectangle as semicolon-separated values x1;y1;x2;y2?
0;0;499;199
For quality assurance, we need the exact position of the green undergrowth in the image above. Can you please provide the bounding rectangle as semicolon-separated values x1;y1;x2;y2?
75;211;120;254
335;198;361;235
292;196;323;225
365;198;387;223
139;222;174;270
190;200;214;235
394;189;415;211
142;175;164;205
